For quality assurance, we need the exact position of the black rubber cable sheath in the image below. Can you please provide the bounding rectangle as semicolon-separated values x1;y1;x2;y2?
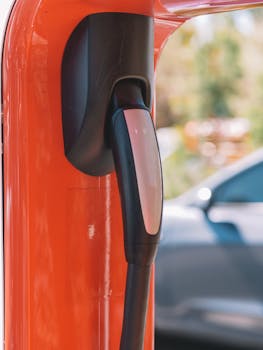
110;82;161;350
120;264;151;350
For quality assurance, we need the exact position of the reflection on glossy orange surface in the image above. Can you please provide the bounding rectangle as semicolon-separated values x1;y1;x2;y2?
160;0;263;17
160;0;263;13
2;1;163;349
3;0;262;349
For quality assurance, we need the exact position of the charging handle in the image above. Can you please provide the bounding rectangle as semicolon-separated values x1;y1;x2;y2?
110;82;163;350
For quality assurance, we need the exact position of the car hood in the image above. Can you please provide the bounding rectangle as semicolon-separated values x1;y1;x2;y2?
156;298;263;348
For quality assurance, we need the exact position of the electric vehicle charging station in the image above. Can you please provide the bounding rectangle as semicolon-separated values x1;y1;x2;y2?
1;1;263;349
0;2;16;348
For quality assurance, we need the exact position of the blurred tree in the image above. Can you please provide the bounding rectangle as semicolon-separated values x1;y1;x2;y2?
156;10;263;199
195;27;243;119
162;141;213;198
156;25;197;128
156;15;243;127
248;74;263;146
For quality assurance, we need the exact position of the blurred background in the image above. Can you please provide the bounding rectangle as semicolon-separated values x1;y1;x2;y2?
156;8;263;199
155;9;263;350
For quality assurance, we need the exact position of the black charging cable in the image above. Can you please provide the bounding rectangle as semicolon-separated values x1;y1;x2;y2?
110;80;163;350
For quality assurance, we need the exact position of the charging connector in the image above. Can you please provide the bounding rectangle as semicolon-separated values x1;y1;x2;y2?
110;80;163;350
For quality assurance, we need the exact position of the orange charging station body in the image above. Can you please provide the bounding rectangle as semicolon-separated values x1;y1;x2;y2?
2;0;263;349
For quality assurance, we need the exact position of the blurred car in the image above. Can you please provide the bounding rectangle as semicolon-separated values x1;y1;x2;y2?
155;148;263;349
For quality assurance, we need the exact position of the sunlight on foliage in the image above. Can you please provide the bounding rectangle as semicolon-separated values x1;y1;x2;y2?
156;10;263;199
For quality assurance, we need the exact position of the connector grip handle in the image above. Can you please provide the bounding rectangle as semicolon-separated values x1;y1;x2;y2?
111;107;162;350
111;108;162;265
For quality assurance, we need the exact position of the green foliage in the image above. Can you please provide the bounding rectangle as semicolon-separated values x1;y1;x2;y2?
249;110;263;147
156;26;198;128
195;29;243;119
156;15;244;127
248;74;263;147
156;11;263;199
163;136;214;199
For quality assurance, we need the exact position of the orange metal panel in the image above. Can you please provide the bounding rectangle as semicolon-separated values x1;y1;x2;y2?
2;1;172;349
